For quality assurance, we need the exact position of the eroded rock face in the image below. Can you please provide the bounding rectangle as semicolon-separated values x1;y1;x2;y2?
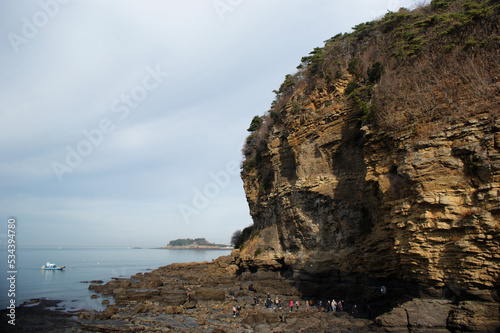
240;81;500;305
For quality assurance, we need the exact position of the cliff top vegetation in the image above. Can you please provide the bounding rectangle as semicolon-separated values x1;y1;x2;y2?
242;0;499;175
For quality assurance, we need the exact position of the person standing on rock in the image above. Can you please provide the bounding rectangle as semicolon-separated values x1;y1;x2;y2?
290;300;294;312
332;300;337;314
352;305;358;318
306;300;310;312
232;305;237;318
338;300;343;316
295;300;299;311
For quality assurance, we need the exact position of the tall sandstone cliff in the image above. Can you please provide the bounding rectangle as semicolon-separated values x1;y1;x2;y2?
238;0;500;327
241;81;500;298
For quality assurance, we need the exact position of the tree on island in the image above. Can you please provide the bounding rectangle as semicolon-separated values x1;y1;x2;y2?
166;238;230;248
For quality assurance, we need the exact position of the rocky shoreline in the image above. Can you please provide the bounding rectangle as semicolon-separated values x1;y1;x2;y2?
81;254;382;332
6;253;497;332
0;299;82;333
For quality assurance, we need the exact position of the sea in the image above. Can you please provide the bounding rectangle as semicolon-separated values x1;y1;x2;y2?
0;245;231;312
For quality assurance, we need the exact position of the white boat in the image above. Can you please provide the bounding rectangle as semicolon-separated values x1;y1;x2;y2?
41;261;66;270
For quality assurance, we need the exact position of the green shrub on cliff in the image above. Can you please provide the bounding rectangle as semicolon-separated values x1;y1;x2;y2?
231;225;258;249
247;116;263;132
367;61;384;83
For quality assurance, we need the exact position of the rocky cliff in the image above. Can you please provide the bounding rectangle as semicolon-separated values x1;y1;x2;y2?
239;0;499;328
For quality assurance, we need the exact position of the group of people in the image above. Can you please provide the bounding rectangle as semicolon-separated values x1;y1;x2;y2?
250;293;353;316
235;286;372;319
316;299;344;314
232;304;242;317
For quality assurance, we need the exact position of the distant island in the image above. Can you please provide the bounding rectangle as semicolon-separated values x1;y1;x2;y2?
159;238;233;250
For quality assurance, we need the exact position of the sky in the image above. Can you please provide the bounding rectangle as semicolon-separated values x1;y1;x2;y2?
0;0;419;247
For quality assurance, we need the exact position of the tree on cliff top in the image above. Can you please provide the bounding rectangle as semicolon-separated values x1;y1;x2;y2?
247;116;263;132
230;230;242;247
230;225;257;249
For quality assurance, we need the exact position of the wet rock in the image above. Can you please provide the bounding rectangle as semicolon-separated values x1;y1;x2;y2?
164;305;184;314
101;305;117;320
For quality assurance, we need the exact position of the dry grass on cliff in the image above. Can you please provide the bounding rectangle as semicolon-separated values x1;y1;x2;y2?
269;0;500;136
242;0;500;172
374;48;500;134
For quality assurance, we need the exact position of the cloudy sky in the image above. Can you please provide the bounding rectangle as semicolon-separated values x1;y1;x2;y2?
0;0;418;247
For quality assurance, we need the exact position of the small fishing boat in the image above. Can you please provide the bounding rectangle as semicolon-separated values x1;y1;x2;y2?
41;262;66;270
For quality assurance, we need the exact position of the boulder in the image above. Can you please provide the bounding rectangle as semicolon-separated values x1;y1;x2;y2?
190;288;226;302
183;301;197;309
145;276;163;288
225;264;239;275
101;305;116;320
243;309;280;326
160;288;187;305
376;299;453;331
447;301;500;332
126;289;160;302
164;306;184;314
133;303;149;315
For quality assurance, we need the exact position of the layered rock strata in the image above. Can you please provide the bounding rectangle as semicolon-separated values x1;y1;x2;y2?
239;79;500;326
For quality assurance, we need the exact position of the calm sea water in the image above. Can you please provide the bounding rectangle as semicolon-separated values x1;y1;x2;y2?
0;246;231;311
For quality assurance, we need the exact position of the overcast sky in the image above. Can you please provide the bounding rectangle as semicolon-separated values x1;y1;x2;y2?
0;0;418;247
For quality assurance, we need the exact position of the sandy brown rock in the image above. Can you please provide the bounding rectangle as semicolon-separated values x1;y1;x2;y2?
375;299;453;332
240;74;500;309
447;301;500;333
101;305;116;320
